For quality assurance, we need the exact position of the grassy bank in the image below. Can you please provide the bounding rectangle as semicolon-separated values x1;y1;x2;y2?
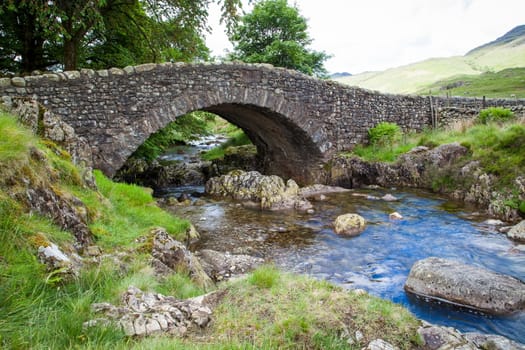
0;111;422;348
350;120;525;186
345;113;525;217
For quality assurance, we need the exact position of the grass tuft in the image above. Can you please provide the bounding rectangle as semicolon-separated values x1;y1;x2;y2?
248;265;280;289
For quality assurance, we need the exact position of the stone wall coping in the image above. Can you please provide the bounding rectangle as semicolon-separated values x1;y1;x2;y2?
2;62;524;106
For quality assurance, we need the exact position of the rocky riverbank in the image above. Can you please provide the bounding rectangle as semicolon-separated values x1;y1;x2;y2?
324;142;525;224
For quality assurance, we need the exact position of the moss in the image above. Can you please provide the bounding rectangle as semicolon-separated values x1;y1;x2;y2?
28;232;51;249
40;139;72;160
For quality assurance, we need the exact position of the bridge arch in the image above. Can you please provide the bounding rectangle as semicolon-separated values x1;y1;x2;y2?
100;66;331;183
119;96;326;182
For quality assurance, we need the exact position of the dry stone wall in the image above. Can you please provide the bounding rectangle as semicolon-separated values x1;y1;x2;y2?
1;62;523;183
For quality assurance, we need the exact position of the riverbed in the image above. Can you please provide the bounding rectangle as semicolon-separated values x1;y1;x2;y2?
156;139;525;344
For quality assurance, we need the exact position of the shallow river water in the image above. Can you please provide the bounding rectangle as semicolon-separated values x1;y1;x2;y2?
156;140;525;344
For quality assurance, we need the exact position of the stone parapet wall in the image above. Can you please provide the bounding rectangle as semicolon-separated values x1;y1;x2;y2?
430;95;525;129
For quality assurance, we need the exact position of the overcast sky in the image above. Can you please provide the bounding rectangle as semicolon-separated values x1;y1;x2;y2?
205;0;525;74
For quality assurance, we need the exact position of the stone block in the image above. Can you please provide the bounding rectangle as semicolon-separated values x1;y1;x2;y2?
11;77;26;87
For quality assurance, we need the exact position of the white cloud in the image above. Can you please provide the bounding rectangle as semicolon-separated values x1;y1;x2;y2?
206;0;525;74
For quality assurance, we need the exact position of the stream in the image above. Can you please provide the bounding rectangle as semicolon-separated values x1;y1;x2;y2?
155;136;525;344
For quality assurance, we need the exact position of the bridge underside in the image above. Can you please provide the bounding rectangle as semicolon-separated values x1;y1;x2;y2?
202;103;324;184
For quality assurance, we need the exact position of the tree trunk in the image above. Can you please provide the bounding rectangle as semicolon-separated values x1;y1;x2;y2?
63;38;78;71
18;11;45;73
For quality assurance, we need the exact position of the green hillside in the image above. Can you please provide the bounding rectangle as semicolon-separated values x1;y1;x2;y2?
419;67;525;98
335;25;525;96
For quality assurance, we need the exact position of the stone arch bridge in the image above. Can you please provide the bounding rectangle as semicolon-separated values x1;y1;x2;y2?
1;62;519;183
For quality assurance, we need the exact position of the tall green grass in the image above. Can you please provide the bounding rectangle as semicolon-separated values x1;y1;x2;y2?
0;111;200;348
69;170;189;248
0;112;34;163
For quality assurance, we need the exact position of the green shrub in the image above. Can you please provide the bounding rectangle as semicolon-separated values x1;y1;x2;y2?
477;107;515;124
368;122;401;147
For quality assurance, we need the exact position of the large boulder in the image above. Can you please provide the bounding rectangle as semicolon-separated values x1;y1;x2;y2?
404;257;525;314
205;170;312;211
333;213;366;236
507;220;525;242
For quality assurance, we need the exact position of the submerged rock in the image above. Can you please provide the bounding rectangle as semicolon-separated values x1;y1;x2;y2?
333;213;366;236
381;194;398;202
389;212;403;220
507;220;525;242
299;184;350;198
205;170;312;211
404;257;525;314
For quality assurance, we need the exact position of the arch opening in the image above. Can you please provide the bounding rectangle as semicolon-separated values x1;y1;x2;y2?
115;102;324;189
203;103;324;184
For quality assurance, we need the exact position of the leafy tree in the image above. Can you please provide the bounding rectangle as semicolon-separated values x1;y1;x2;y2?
0;0;244;73
0;2;58;73
229;0;329;77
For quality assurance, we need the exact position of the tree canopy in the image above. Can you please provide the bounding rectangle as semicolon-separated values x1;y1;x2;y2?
228;0;329;77
0;0;244;74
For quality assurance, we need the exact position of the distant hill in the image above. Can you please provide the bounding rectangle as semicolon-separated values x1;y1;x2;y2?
335;25;525;96
330;72;352;79
467;25;525;54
